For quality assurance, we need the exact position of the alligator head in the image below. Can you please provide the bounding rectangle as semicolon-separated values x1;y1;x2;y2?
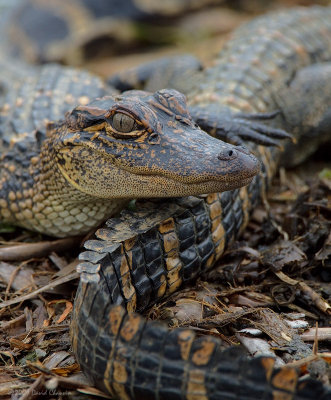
54;89;260;199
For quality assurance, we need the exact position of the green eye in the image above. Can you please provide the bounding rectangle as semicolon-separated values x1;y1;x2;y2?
112;112;136;133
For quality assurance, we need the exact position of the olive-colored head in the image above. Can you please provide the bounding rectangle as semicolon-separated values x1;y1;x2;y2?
54;89;260;199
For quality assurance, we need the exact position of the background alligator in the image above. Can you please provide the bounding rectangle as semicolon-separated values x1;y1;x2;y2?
0;3;330;400
4;0;226;65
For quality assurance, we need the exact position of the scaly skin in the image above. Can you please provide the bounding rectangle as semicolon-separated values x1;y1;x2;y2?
0;64;118;236
0;66;258;237
0;4;330;400
73;6;331;400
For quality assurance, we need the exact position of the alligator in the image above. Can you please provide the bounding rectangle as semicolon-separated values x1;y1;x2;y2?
0;68;260;237
0;5;330;400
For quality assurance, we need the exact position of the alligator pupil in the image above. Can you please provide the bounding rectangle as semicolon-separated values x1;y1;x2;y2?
112;112;135;133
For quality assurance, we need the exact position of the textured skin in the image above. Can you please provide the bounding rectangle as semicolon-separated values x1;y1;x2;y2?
0;64;258;237
6;0;223;64
0;64;121;236
72;7;331;400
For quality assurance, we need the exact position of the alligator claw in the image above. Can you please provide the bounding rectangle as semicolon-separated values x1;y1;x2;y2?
189;106;292;147
233;117;292;146
235;110;280;120
231;124;281;146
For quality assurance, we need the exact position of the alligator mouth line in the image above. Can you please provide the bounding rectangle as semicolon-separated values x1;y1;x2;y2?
127;170;256;192
126;167;258;187
175;175;255;187
196;175;255;190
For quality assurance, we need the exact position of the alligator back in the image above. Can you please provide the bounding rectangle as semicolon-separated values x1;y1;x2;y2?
189;6;331;113
0;64;109;233
73;7;331;400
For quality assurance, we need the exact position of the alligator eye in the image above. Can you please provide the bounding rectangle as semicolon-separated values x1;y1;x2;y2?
112;112;136;133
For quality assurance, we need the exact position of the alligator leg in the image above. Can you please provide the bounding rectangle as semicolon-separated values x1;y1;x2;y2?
188;105;291;146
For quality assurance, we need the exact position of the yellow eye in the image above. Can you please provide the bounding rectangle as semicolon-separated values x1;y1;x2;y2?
112;112;136;133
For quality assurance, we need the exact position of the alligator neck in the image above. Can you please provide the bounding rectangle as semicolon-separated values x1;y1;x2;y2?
0;140;127;237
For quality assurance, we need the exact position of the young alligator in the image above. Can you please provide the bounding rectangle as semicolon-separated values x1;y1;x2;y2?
0;6;330;400
72;6;331;400
0;66;259;237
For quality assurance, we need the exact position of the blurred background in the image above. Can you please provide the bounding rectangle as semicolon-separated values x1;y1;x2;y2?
1;0;330;78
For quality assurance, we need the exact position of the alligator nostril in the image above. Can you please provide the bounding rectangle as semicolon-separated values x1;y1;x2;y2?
217;148;237;161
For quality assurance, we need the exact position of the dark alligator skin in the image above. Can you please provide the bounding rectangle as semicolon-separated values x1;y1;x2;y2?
73;6;331;400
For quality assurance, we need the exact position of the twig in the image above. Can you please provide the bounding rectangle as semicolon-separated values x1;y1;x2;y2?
0;272;79;308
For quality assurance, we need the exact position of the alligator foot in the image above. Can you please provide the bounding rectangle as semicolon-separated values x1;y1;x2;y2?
189;106;292;146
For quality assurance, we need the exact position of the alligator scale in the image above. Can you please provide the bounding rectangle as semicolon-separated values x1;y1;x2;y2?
0;6;331;400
